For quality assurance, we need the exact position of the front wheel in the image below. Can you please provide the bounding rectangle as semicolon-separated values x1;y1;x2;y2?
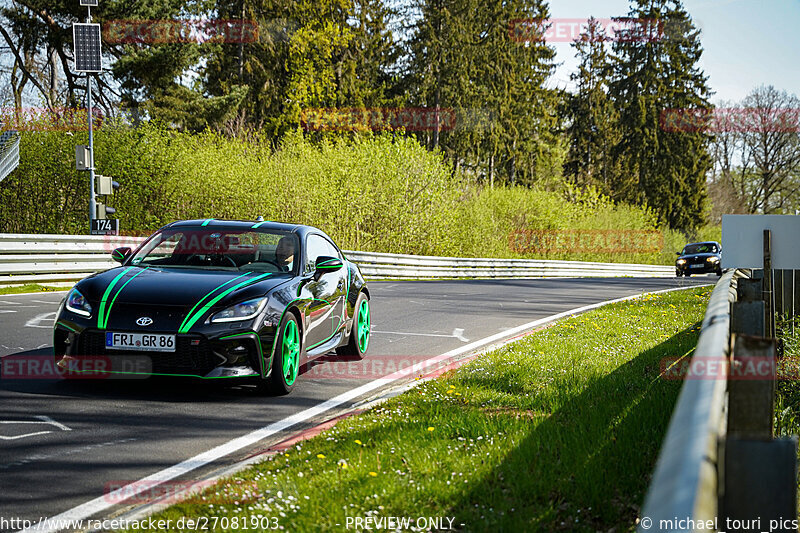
260;313;301;395
337;292;370;359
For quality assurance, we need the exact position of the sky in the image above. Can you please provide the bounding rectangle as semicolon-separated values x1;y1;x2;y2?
547;0;800;104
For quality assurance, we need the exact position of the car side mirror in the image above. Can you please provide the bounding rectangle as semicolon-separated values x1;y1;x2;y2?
314;256;343;279
112;247;131;264
676;252;681;256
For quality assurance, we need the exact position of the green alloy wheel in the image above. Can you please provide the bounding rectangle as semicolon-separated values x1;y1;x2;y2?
264;313;301;395
337;292;370;359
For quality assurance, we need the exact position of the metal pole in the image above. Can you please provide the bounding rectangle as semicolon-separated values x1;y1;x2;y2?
86;6;95;230
764;229;774;339
87;73;95;228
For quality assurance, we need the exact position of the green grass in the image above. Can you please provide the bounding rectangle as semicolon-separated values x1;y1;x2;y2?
125;287;710;533
0;283;64;295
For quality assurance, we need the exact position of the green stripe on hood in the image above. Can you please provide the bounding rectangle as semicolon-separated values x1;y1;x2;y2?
177;272;253;333
97;267;133;329
178;273;272;333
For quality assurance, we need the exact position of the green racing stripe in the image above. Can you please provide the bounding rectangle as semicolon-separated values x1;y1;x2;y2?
177;272;252;333
97;267;132;329
178;273;272;333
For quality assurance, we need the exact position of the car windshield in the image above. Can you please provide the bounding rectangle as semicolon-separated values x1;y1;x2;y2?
682;243;718;255
129;228;299;274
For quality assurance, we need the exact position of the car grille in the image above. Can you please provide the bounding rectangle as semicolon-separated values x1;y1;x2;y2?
75;330;220;376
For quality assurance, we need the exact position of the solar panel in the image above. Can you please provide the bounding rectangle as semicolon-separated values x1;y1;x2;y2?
73;23;102;73
79;0;99;5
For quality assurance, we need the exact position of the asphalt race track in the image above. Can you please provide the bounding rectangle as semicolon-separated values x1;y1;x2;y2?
0;276;711;530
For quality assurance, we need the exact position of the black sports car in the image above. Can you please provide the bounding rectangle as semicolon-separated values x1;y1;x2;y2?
53;219;371;394
675;241;722;277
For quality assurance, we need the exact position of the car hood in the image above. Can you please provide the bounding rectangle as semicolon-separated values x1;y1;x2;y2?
75;267;291;331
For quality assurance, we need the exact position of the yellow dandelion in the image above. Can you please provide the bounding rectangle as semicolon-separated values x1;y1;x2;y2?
355;439;363;445
427;427;435;432
368;472;378;477
317;454;326;459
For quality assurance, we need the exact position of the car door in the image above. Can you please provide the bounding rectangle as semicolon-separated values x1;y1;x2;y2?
301;234;347;350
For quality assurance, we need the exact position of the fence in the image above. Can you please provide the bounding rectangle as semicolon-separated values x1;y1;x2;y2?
639;268;798;532
0;233;675;285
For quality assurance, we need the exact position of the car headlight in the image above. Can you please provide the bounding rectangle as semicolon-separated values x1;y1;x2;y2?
66;288;92;317
707;257;720;263
676;259;686;265
210;297;268;323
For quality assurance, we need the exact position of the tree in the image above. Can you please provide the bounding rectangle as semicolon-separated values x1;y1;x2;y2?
737;85;800;213
406;0;558;186
609;0;712;231
564;17;622;196
203;0;401;136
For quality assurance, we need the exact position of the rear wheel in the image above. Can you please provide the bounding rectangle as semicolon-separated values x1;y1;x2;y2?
337;292;370;359
260;313;301;395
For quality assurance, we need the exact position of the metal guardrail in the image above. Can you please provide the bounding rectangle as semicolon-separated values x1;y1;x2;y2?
0;233;675;285
638;269;741;531
0;130;20;183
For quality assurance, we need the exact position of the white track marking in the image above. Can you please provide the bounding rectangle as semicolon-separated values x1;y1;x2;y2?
373;330;454;337
0;416;71;441
0;310;17;314
0;431;52;440
29;300;62;304
0;300;21;305
19;284;705;533
452;328;468;342
372;328;469;342
35;415;72;431
24;312;57;328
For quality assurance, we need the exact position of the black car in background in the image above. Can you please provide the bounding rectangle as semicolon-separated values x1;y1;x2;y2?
53;219;371;394
675;241;722;277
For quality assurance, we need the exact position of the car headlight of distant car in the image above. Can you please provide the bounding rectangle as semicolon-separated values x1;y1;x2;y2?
676;259;686;265
210;297;268;323
66;288;92;317
707;257;720;263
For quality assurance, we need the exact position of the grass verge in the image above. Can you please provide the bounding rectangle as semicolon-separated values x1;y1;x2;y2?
775;316;800;438
0;283;64;295
124;287;711;532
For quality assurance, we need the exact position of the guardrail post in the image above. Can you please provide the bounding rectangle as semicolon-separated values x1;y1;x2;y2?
733;278;765;337
722;335;797;532
727;335;775;439
722;436;798;532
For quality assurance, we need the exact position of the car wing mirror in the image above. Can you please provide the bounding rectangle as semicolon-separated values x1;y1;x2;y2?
112;247;131;264
314;256;344;279
676;252;681;256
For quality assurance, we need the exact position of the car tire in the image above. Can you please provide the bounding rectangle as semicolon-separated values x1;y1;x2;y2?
260;312;302;395
336;292;370;360
716;266;722;276
675;270;682;277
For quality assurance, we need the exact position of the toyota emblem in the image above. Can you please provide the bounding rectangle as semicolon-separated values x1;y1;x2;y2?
136;316;153;327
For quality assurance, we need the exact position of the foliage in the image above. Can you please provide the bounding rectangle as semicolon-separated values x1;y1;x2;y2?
564;18;623;197
0;124;699;264
609;0;713;232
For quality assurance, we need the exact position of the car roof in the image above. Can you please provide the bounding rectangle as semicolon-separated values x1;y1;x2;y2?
162;219;335;242
685;241;720;246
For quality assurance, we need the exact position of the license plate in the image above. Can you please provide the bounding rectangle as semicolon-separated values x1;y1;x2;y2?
106;332;176;352
690;264;704;269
